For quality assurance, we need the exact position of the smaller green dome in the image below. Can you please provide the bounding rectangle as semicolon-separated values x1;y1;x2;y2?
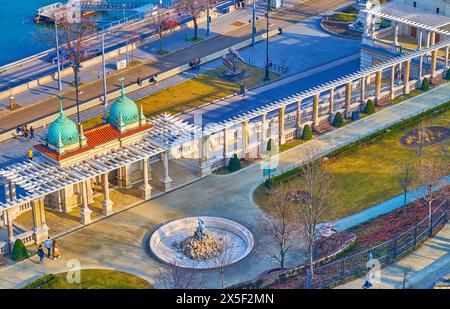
108;77;139;128
47;97;80;149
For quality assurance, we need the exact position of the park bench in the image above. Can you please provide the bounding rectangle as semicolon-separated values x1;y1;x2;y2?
314;121;332;134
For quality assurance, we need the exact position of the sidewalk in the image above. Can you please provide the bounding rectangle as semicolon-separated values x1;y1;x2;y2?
0;0;350;133
0;79;448;289
336;222;450;289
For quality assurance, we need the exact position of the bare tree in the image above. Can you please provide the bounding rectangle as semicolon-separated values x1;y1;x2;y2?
209;234;235;288
176;0;206;40
396;163;416;211
258;183;298;268
413;122;431;169
293;146;340;278
417;158;448;233
155;262;205;289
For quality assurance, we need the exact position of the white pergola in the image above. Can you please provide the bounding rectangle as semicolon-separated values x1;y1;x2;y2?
363;1;450;36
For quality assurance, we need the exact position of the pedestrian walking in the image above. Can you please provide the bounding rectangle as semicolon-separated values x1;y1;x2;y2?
153;74;158;86
23;125;29;139
239;82;246;96
52;240;61;260
16;126;23;137
44;237;52;258
30;126;35;139
27;149;33;161
137;76;142;87
37;244;45;264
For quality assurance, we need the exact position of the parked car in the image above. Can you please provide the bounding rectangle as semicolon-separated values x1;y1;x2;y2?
161;19;180;31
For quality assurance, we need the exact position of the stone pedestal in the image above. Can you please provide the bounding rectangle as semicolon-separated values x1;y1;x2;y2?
80;207;92;225
101;199;114;216
160;176;173;192
197;163;212;177
139;184;152;200
32;225;49;244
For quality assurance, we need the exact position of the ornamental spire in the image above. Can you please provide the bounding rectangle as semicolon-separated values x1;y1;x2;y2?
119;76;125;97
58;95;65;117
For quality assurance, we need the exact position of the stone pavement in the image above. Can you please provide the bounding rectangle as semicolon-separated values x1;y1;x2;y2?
0;0;351;134
0;80;448;289
336;222;450;289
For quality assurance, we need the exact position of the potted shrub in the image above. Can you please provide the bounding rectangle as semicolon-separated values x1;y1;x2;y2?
332;112;344;128
301;124;312;141
364;99;376;115
227;154;241;172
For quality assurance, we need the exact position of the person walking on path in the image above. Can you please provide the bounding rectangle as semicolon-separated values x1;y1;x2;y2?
44;237;52;258
27;149;33;161
137;76;142;87
240;82;246;96
23;125;29;139
30;126;35;139
52;240;61;260
37;244;45;264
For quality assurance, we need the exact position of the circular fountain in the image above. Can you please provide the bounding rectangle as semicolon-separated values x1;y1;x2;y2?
149;217;254;269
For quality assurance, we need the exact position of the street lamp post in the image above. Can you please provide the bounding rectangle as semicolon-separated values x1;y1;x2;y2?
101;33;108;121
55;21;62;91
206;0;211;36
264;0;270;81
252;0;256;46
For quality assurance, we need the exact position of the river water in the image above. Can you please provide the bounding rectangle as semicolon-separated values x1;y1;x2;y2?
0;0;169;67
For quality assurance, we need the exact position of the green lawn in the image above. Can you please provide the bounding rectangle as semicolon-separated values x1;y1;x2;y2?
255;106;450;221
83;64;279;130
22;269;152;289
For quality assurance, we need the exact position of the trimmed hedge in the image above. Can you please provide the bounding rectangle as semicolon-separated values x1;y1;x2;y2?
445;69;450;81
23;274;56;289
301;124;312;141
364;99;376;115
265;101;450;186
331;12;357;22
332;112;344;128
421;77;430;91
227;154;241;172
11;239;29;262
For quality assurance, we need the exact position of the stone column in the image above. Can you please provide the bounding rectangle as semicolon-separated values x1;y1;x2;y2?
278;106;285;146
80;180;92;225
404;60;411;95
345;82;352;118
296;101;302;137
6;209;14;250
161;151;173;190
223;127;228;160
417;30;423;50
101;172;114;215
430;32;436;46
3;179;10;202
375;70;382;103
390;65;396;100
431;50;438;77
313;94;319;128
329;88;335;116
259;114;267;154
393;23;399;45
418;55;424;79
31;198;49;244
139;158;152;200
242;120;249;156
426;31;431;48
445;46;449;67
360;76;366;103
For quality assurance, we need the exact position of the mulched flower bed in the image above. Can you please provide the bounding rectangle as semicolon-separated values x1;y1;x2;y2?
321;18;362;39
268;185;449;288
401;126;450;148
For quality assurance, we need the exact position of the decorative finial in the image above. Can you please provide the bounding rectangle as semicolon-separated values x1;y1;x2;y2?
58;95;64;117
119;76;125;97
57;132;64;148
119;112;125;127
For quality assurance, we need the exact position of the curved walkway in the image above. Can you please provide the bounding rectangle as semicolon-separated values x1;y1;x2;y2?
0;82;449;289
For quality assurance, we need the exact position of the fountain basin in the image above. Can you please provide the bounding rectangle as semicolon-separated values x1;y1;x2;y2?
149;216;254;269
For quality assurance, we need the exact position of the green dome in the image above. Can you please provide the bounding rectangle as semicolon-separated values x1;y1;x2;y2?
108;77;139;128
47;98;80;148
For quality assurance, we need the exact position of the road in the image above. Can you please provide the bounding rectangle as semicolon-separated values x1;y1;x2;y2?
0;0;352;134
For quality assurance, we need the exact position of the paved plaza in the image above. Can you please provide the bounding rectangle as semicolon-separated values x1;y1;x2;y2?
0;82;448;289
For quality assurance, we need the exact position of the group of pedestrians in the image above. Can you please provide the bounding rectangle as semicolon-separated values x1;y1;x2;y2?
15;125;35;139
36;237;61;264
136;74;158;87
189;57;201;71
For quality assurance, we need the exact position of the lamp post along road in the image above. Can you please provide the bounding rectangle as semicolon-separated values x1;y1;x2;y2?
55;21;62;91
252;0;256;46
264;0;270;81
206;0;211;36
101;33;108;118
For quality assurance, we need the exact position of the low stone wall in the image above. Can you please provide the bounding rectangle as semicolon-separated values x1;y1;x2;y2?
228;233;356;289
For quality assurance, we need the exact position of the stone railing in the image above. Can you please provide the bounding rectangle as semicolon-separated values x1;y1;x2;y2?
0;242;9;255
